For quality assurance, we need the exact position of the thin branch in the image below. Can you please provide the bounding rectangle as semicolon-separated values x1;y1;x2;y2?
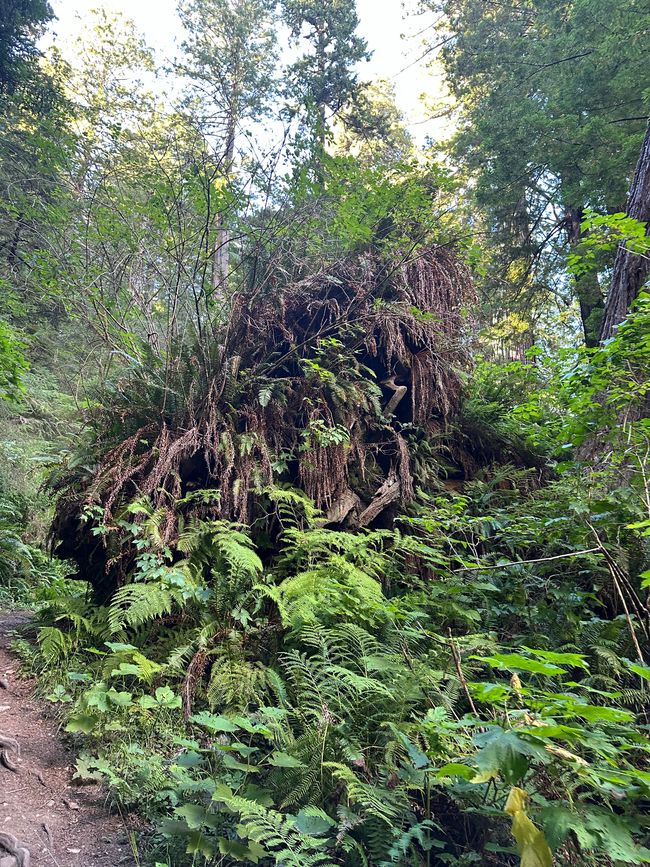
606;115;650;125
587;523;646;663
455;547;601;572
448;630;479;716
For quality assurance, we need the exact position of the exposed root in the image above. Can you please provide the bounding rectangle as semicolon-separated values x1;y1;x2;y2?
50;244;475;599
0;734;20;773
381;377;408;418
0;832;30;867
182;649;209;720
358;473;401;527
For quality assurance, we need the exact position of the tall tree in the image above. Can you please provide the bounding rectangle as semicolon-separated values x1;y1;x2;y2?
281;0;370;153
178;0;278;294
46;11;222;361
426;0;649;346
600;122;650;341
333;79;413;168
0;0;70;334
0;0;53;93
66;9;155;193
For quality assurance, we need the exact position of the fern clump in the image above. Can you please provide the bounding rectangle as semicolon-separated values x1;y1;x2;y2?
26;310;650;867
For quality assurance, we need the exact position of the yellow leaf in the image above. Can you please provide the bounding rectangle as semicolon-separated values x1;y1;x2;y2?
471;769;499;784
544;745;589;766
504;787;553;867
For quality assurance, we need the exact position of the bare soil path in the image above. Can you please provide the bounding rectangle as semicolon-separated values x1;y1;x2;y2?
0;611;137;867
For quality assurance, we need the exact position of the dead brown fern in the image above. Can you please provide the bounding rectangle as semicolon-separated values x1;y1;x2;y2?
51;245;474;599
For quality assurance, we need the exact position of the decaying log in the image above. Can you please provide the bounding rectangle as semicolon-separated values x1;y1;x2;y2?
381;377;408;418
358;474;401;527
325;488;362;525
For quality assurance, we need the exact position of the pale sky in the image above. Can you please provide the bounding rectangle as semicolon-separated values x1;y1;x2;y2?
47;0;452;144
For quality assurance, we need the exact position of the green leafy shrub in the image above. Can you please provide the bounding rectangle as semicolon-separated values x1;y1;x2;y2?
27;462;650;865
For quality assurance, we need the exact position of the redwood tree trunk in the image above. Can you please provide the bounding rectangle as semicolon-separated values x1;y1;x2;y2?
565;205;604;348
600;121;650;342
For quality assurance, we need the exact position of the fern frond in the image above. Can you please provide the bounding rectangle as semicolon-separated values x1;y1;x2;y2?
178;519;262;583
265;667;290;709
265;486;321;531
273;556;386;628
108;582;179;634
165;642;195;672
273;729;323;808
206;655;269;710
324;763;406;825
124;498;167;551
217;792;337;867
38;626;72;664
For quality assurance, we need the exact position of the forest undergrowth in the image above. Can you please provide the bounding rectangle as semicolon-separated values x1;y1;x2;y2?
1;1;649;865
5;289;650;867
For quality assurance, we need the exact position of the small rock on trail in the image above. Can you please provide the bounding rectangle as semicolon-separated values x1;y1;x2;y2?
0;611;137;867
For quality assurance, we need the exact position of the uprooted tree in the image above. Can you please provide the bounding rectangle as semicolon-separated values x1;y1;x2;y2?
50;242;544;602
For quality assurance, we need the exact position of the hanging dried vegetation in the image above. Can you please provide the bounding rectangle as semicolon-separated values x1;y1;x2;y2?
51;245;475;598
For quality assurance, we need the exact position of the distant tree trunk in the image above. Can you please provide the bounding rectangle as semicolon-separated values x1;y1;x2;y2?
565;205;604;348
7;217;22;268
212;112;237;297
600;121;650;342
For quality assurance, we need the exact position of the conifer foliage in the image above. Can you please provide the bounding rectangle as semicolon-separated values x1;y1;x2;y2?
0;1;649;867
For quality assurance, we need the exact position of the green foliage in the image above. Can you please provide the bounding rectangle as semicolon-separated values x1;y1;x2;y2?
0;0;53;94
0;320;28;401
1;4;649;867
13;271;650;867
179;0;277;130
0;452;70;604
568;211;650;277
429;0;649;341
281;0;370;148
334;79;413;168
26;428;650;864
288;152;456;259
533;289;650;454
571;295;650;442
25;287;650;863
0;483;30;592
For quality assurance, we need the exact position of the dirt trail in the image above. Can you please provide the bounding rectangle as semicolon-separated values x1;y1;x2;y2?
0;611;137;867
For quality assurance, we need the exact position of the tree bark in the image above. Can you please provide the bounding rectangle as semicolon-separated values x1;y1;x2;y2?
212;113;236;297
599;121;650;342
358;474;400;527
